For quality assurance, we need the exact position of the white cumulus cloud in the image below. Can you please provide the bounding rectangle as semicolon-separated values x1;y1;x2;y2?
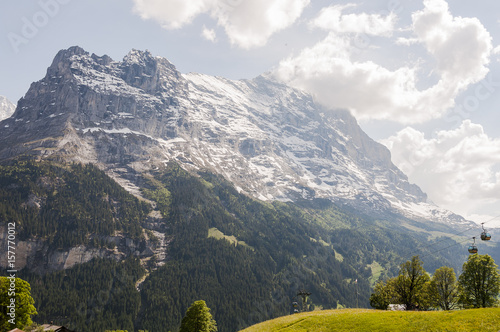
132;0;310;48
311;4;396;36
202;26;217;42
132;0;210;29
275;0;494;124
412;0;492;86
381;120;500;222
275;33;424;123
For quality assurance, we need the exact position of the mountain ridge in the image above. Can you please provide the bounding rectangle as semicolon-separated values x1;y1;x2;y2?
0;46;471;227
0;95;15;121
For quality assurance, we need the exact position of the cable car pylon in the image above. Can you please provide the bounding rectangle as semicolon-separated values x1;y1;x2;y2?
297;289;311;312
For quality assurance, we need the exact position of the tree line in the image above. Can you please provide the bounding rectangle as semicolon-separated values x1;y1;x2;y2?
370;254;500;310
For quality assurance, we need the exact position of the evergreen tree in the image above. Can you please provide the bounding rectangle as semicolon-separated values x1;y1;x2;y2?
458;254;500;308
179;300;217;332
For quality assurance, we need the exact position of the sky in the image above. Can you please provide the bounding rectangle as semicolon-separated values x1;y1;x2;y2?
1;0;500;227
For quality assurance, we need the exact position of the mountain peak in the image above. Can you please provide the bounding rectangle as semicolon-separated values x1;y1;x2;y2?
56;45;88;59
0;47;472;226
48;45;88;71
0;96;15;121
123;48;154;65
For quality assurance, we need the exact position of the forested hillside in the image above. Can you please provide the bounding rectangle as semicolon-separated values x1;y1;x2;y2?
136;163;484;331
21;258;144;331
0;161;150;248
1;161;495;331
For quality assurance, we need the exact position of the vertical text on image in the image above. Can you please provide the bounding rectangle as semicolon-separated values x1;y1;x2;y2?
6;222;17;325
7;0;73;54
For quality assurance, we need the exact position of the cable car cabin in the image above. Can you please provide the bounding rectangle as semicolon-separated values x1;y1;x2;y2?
468;245;478;254
481;232;491;241
480;223;491;241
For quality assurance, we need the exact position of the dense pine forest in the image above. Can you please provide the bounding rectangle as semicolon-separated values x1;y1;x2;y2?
1;161;497;331
0;161;150;248
21;258;144;331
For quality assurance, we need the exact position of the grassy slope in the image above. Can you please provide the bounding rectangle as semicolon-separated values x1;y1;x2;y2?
240;308;500;332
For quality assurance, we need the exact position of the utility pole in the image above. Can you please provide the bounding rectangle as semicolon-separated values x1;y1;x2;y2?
355;279;358;308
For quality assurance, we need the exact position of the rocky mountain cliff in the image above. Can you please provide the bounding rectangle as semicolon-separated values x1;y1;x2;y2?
0;46;469;225
0;95;15;121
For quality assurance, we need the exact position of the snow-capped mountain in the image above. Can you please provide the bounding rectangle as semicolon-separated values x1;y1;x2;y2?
0;46;470;225
0;96;15;121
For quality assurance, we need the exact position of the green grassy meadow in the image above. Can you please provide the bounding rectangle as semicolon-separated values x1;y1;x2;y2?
239;308;500;332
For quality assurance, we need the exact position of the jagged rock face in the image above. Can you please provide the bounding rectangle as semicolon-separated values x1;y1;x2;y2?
0;46;468;224
0;224;160;274
0;96;15;121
